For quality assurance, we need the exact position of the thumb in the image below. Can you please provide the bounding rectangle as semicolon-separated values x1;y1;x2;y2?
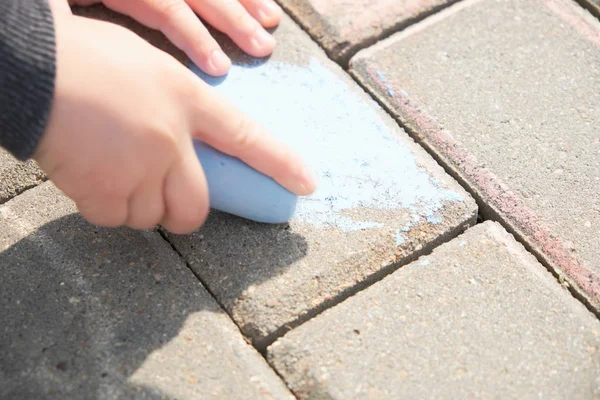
185;77;317;196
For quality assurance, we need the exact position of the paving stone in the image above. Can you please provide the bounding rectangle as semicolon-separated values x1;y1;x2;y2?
0;149;45;204
277;0;457;64
350;0;600;312
268;221;600;399
0;183;293;400
121;14;481;348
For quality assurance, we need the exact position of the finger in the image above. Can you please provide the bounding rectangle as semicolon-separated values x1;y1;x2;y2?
126;180;166;230
186;0;276;58
160;144;210;234
187;81;317;196
238;0;282;28
68;0;101;5
76;196;128;228
49;0;73;14
102;0;231;76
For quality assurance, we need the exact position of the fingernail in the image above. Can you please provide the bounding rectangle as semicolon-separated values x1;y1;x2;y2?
300;166;318;195
259;0;282;20
251;28;276;50
209;49;230;73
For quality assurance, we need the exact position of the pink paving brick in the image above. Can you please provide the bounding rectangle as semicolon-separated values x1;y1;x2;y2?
277;0;457;64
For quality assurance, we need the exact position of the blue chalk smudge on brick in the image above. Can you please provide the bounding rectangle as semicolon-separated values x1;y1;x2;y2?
190;59;463;232
395;230;406;246
427;215;443;224
376;70;396;98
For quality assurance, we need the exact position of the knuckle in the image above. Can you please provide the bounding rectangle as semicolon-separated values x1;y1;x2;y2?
164;200;208;234
232;117;257;152
127;199;165;231
191;41;217;66
233;8;256;32
130;124;180;166
127;209;155;230
96;174;129;199
128;216;160;231
76;166;138;208
155;0;187;26
162;63;199;104
147;125;179;151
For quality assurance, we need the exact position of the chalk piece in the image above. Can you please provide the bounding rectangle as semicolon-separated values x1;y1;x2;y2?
194;140;298;224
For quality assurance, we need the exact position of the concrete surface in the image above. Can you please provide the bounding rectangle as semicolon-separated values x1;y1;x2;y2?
277;0;456;64
0;183;293;400
268;222;600;399
144;13;478;348
0;149;45;204
350;0;600;312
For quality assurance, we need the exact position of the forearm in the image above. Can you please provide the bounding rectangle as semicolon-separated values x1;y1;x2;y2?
0;0;56;160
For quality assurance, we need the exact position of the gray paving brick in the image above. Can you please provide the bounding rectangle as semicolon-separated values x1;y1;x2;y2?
268;221;600;399
0;183;293;400
277;0;457;64
350;0;600;312
142;14;479;347
0;149;45;204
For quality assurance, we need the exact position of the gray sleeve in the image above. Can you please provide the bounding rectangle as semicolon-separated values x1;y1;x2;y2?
0;0;56;160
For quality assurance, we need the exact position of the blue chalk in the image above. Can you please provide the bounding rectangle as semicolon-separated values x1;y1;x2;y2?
193;140;298;224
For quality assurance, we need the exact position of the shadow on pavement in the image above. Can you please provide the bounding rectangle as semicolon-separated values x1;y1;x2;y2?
0;212;305;399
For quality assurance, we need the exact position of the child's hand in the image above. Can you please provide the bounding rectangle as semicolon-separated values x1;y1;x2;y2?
35;13;316;234
66;0;282;76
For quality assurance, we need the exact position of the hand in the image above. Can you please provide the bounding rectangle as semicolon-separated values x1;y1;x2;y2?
35;12;316;234
63;0;282;76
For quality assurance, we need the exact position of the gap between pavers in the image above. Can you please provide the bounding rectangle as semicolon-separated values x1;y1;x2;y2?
0;149;45;204
0;182;294;400
268;221;600;399
350;0;600;315
275;0;460;66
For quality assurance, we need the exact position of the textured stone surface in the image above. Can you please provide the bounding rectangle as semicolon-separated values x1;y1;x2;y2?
144;14;477;348
351;0;600;312
0;183;293;400
268;222;600;399
278;0;457;64
0;149;45;204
